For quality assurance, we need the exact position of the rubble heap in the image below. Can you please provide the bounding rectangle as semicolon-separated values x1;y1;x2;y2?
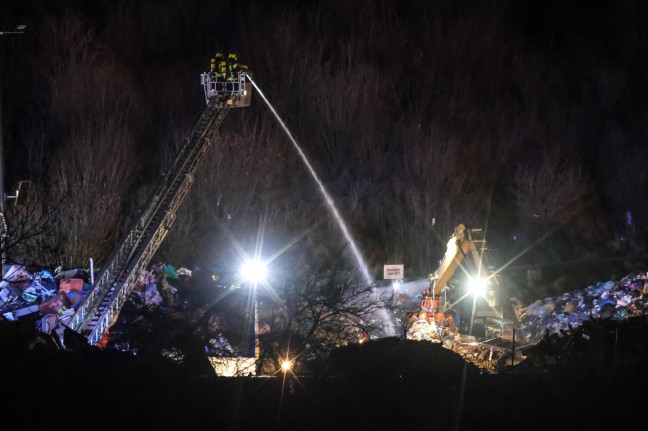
404;272;648;372
0;263;246;359
515;272;648;343
2;263;647;374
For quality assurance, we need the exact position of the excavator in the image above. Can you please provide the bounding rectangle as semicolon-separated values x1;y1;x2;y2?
405;224;529;371
407;224;517;343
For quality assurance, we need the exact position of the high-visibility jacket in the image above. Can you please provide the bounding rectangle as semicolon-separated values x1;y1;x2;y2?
217;58;228;78
227;60;240;80
227;52;249;80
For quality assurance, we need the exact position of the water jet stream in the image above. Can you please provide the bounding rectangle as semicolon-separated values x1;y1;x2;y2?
246;76;373;285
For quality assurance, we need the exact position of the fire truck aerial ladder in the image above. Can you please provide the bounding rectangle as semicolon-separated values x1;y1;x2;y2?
65;68;252;346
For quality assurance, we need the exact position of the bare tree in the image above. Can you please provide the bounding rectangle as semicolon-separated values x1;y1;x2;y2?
597;127;648;249
513;148;593;242
1;184;58;268
48;120;137;267
39;13;139;267
159;115;294;265
260;260;391;368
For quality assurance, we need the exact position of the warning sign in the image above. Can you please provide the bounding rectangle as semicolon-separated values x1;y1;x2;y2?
383;264;404;280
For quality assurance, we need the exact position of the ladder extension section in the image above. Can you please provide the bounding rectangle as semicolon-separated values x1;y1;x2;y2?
69;98;231;345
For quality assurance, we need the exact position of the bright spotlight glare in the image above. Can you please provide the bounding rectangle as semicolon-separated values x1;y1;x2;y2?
469;277;487;297
392;280;402;290
281;360;291;372
240;259;267;282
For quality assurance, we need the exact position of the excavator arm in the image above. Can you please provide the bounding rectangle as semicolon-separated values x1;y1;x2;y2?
430;224;496;293
431;224;468;295
427;224;502;314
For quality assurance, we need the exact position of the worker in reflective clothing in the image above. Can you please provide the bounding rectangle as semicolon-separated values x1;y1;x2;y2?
215;52;227;81
209;54;217;79
226;52;248;81
208;52;225;97
227;52;241;81
209;51;226;98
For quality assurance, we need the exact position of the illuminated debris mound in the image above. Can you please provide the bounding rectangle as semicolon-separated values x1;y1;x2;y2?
515;272;648;344
1;265;92;343
0;263;245;360
498;272;648;371
109;265;250;359
516;311;648;375
407;319;443;342
402;272;648;373
330;337;480;382
406;317;457;346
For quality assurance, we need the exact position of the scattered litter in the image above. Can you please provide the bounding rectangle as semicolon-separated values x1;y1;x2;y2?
2;263;647;374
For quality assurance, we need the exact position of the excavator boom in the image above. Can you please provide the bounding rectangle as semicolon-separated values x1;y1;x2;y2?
430;224;498;295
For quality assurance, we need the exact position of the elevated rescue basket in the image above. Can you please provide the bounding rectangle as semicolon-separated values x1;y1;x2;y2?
201;71;252;108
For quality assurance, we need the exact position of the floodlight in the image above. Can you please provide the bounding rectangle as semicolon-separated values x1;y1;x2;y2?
240;259;267;282
469;277;487;297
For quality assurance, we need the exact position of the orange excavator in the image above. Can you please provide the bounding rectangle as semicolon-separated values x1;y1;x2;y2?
409;224;514;340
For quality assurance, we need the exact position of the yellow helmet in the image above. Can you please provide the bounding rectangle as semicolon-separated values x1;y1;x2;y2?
228;53;238;61
215;51;223;58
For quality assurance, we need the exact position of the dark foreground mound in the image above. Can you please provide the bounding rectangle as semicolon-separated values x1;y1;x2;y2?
329;337;481;382
3;321;648;431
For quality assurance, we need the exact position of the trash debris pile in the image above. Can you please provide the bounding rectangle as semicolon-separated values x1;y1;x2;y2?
404;272;648;372
406;312;456;345
0;262;248;360
0;265;92;343
514;272;648;344
2;261;648;375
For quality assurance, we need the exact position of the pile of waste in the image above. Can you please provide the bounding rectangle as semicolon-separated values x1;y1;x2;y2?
404;271;648;372
2;262;648;374
0;265;93;343
514;271;648;344
0;262;248;359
